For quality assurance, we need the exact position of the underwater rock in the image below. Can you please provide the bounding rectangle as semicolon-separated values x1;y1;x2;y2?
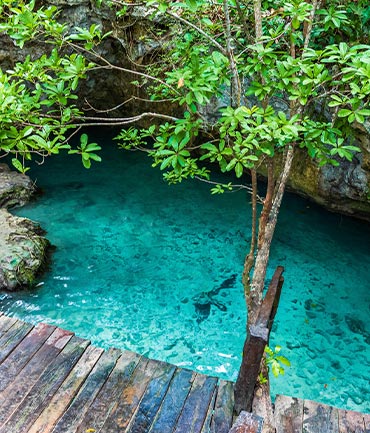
192;274;235;323
0;209;50;291
345;316;370;344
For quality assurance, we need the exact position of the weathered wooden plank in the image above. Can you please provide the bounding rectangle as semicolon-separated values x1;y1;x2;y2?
0;315;17;336
76;350;142;433
0;335;89;433
101;357;159;433
338;409;367;433
28;345;103;433
127;361;176;433
228;411;264;433
209;380;235;433
201;387;217;433
234;266;284;414
0;323;55;392
364;413;370;432
0;319;33;363
52;347;121;433
0;326;73;425
173;373;218;433
303;399;339;433
148;368;195;433
275;394;304;433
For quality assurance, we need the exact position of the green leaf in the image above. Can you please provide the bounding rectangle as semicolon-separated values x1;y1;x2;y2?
337;109;352;118
11;158;24;173
235;162;243;178
80;133;88;147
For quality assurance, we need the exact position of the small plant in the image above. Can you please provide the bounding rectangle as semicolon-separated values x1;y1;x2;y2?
68;134;101;168
265;345;291;378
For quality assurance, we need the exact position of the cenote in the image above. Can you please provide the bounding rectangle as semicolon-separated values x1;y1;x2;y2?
1;132;369;413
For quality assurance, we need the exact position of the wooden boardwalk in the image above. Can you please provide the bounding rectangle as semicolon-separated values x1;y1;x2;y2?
0;313;368;433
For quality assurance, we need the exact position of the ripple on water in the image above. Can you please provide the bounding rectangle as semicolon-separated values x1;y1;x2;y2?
1;141;369;413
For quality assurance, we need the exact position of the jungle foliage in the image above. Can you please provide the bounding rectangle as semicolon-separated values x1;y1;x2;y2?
0;0;369;422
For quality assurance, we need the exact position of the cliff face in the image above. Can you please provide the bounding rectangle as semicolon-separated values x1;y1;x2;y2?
283;128;370;220
1;0;369;220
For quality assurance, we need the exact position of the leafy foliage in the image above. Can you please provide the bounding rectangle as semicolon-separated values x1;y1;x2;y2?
0;0;109;171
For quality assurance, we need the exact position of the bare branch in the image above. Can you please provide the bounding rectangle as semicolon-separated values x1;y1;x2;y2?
66;42;180;95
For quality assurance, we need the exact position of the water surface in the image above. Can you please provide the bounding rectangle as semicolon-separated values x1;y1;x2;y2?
1;135;369;412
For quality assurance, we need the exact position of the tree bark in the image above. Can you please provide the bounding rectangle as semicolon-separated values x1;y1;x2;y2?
246;146;295;433
249;145;294;321
242;169;257;297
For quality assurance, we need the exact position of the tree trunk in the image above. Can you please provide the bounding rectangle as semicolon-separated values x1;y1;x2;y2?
245;146;295;433
248;146;295;325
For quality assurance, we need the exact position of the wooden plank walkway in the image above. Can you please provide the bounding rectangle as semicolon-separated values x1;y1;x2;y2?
0;313;234;433
0;313;368;433
274;395;370;433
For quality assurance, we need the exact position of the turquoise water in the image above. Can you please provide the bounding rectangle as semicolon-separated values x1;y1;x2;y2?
1;135;369;412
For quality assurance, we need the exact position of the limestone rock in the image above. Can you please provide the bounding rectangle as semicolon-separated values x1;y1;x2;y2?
0;163;35;209
0;164;49;291
0;209;50;291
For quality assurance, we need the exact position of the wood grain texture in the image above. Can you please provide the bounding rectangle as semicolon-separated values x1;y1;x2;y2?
28;345;103;433
0;315;367;433
0;319;32;362
173;373;218;433
101;357;159;433
148;368;196;433
0;315;17;336
303;400;339;433
0;327;73;426
209;379;234;433
0;335;89;433
75;350;142;433
338;409;367;433
0;322;55;392
275;395;304;433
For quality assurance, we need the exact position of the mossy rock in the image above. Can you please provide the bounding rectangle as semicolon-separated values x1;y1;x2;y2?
0;209;50;291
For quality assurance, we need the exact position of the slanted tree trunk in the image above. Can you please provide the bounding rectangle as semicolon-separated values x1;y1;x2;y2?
243;146;295;433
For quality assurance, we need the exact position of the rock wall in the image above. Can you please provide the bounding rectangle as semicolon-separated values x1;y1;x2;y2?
1;0;369;220
0;165;50;291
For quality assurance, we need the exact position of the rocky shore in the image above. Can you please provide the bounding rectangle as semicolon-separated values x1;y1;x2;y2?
0;164;50;291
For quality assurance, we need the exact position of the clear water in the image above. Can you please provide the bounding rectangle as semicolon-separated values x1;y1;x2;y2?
1;135;369;412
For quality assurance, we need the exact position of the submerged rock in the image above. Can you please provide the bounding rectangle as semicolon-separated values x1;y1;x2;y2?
0;164;50;291
192;274;235;323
